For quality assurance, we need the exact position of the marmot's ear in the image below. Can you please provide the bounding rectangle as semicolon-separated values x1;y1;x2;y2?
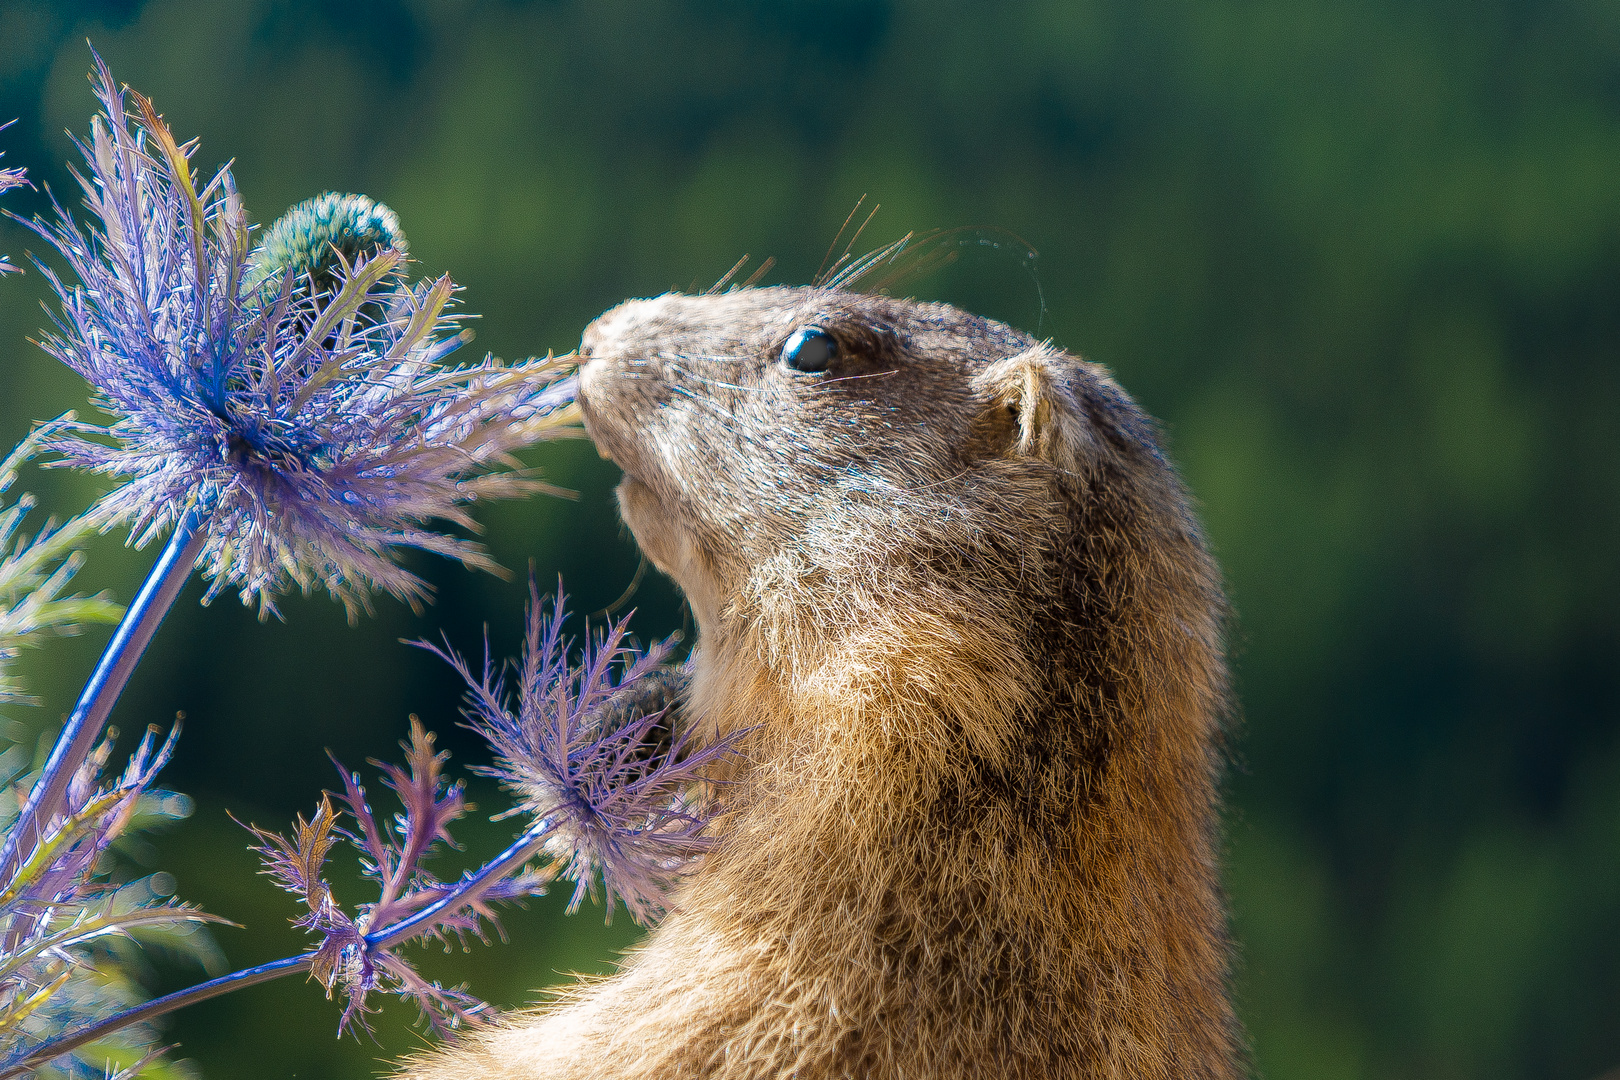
972;344;1091;472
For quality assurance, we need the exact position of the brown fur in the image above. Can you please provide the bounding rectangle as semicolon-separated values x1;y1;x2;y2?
397;287;1243;1079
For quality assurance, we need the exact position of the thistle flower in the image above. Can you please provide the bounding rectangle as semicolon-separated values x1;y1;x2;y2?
223;586;740;1040
240;190;405;307
0;120;25;275
5;590;739;1064
25;58;578;620
0;723;225;1080
0;55;578;942
426;582;740;926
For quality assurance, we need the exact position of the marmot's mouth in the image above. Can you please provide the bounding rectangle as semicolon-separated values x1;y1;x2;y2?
604;449;647;491
614;472;682;584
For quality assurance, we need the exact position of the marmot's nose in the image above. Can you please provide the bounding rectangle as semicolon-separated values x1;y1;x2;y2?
578;296;673;464
579;295;672;361
578;304;637;423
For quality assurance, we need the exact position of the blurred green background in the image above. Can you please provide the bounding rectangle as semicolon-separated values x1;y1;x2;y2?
1;1;1618;1077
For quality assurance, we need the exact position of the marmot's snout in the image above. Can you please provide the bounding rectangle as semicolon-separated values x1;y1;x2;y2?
575;296;670;474
579;293;671;360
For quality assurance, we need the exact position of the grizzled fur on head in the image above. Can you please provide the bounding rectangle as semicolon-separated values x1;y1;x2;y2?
402;286;1243;1080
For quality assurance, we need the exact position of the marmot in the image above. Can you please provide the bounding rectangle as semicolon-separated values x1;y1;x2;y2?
401;285;1242;1079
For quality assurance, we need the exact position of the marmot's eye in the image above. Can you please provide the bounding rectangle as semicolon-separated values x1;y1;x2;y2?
781;327;836;373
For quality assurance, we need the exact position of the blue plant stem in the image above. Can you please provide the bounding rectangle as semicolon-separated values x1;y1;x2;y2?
0;953;313;1080
367;823;551;950
0;824;553;1078
0;505;207;882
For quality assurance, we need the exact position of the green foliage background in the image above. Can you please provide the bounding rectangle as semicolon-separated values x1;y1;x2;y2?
1;1;1617;1077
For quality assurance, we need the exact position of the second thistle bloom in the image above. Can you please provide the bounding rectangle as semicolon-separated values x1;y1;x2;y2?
245;584;740;1036
28;61;577;618
430;584;740;926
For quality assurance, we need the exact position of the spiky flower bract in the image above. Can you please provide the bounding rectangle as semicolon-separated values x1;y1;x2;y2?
245;720;549;1037
236;587;739;1039
0;119;26;275
0;723;225;1080
0;420;123;708
0;421;215;1080
26;59;578;619
429;583;742;926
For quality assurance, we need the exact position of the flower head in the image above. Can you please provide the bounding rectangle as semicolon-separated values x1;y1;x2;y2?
241;190;405;304
27;59;577;619
247;587;741;1038
429;583;742;926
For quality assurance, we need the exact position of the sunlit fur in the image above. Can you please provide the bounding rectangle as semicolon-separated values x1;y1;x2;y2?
400;287;1242;1079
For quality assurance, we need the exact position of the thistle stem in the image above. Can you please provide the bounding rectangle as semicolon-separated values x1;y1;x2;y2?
367;823;550;950
0;506;207;882
0;953;312;1080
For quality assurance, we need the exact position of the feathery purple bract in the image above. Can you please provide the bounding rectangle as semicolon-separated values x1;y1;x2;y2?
1;420;212;1079
0;120;25;275
246;721;547;1037
0;724;224;1080
428;583;742;926
24;60;577;619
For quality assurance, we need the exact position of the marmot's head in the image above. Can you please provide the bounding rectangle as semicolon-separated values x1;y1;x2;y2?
577;287;1175;645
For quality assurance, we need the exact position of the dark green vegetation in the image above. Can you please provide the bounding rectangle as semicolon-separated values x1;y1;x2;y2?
2;2;1617;1078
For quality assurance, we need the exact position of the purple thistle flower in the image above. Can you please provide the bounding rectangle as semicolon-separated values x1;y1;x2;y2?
237;587;740;1040
0;119;26;276
22;59;577;620
426;582;742;926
